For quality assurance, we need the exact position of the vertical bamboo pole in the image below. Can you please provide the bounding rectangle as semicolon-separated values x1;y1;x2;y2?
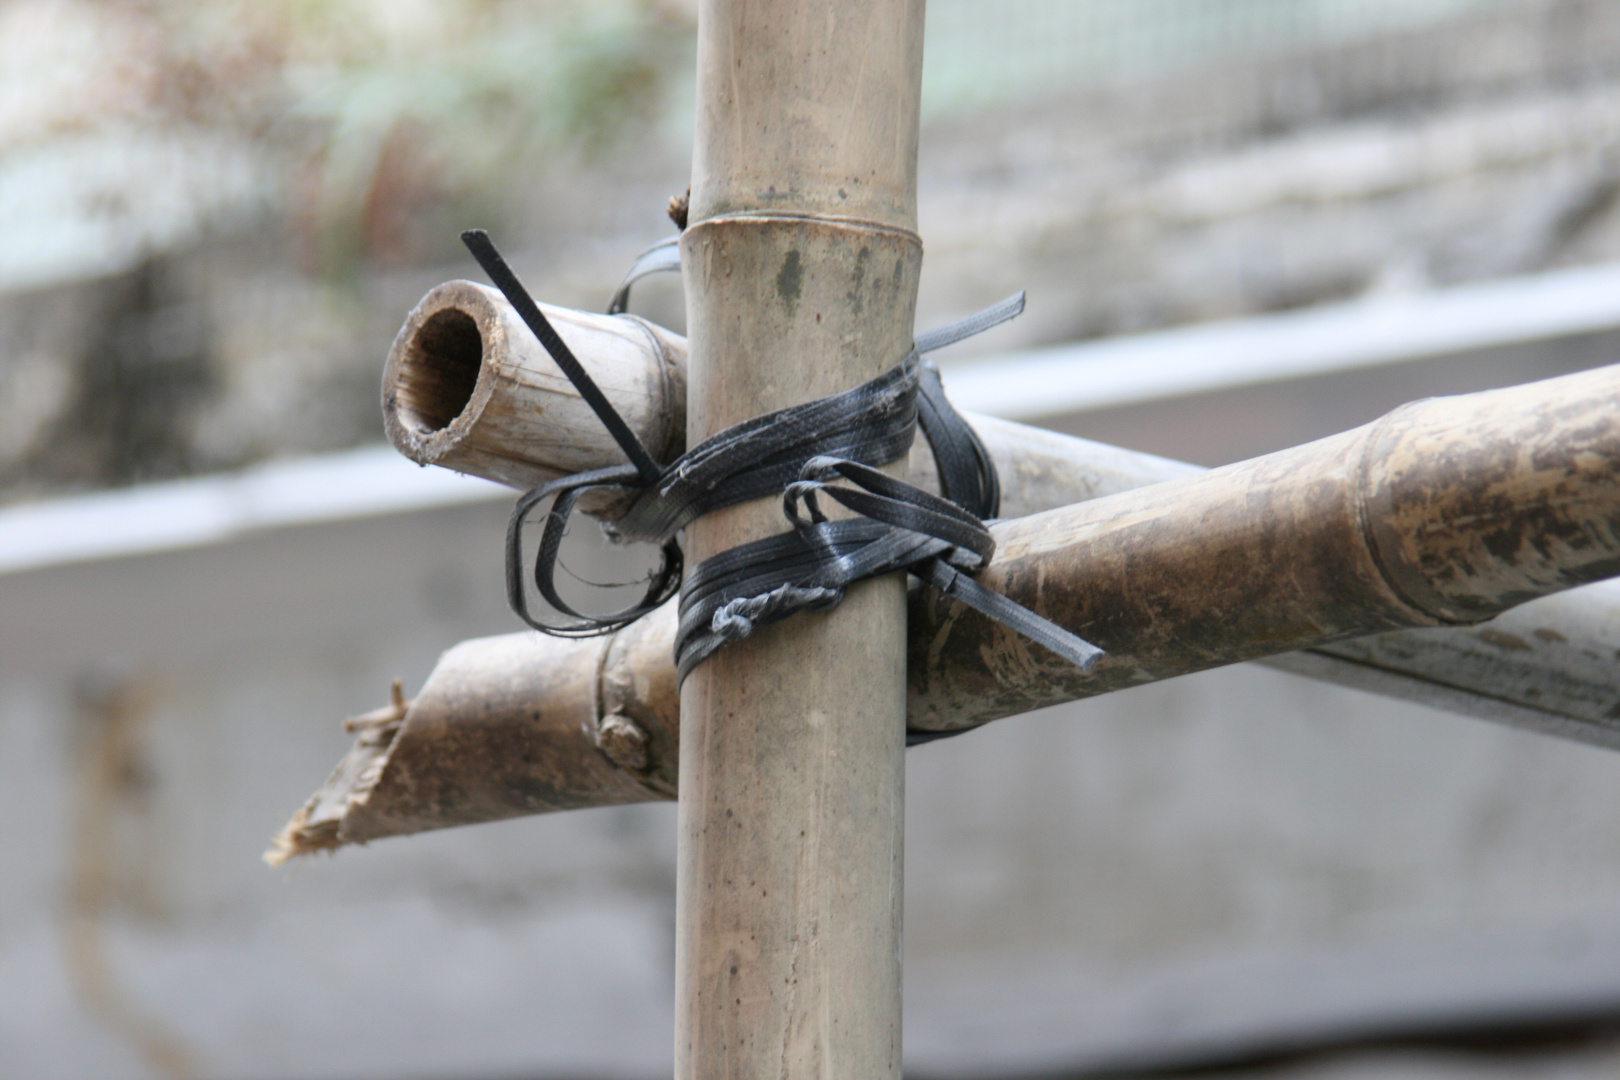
676;2;925;1077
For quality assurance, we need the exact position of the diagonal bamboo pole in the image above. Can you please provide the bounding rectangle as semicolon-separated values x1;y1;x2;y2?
905;361;1620;730
269;362;1620;861
672;2;925;1075
267;418;1192;861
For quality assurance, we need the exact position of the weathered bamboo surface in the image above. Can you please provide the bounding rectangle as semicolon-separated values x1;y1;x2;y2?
911;362;1620;730
270;579;1620;860
271;362;1620;859
673;0;928;1074
1270;591;1620;751
265;615;677;864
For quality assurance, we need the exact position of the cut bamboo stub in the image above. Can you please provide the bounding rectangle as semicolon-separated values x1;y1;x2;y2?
382;279;686;494
271;362;1620;860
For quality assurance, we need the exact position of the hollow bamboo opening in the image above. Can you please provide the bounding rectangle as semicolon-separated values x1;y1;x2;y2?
393;308;483;435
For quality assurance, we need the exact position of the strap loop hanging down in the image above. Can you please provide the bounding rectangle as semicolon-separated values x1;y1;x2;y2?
606;237;682;316
461;230;1105;743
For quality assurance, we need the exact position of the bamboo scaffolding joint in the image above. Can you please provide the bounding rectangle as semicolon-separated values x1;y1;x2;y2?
272;357;1620;861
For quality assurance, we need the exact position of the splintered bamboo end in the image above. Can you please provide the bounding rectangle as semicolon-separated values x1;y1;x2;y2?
263;803;341;867
264;686;409;866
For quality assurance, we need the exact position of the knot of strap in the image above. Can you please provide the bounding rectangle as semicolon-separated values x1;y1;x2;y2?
461;229;1104;745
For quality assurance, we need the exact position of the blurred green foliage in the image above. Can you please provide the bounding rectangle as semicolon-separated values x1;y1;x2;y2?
0;0;695;274
281;0;694;271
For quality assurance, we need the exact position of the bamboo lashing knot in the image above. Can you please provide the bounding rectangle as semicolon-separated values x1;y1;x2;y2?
460;230;1104;743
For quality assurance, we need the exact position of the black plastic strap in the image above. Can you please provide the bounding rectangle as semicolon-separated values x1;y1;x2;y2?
914;291;1025;354
674;456;1102;682
606;236;682;316
609;350;920;544
917;359;1000;520
504;464;683;637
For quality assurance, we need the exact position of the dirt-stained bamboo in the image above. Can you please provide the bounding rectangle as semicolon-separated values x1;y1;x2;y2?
271;361;1620;860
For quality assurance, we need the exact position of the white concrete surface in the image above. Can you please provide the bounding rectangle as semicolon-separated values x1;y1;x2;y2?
942;260;1620;421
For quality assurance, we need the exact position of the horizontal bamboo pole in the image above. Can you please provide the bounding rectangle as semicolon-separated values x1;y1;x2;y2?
269;363;1620;860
